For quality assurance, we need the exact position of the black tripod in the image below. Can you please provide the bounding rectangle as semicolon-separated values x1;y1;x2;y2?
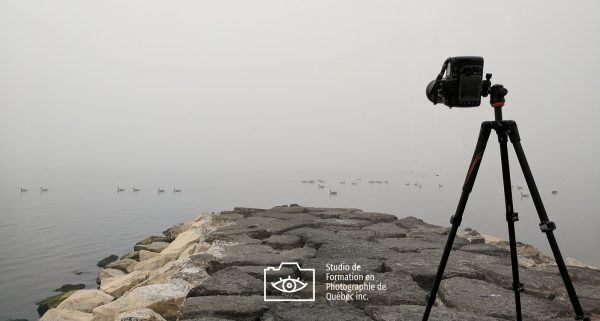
421;84;591;321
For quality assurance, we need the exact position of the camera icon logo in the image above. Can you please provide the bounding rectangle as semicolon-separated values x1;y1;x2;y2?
263;262;315;302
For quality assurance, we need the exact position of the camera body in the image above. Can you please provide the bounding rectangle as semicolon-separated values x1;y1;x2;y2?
426;56;485;108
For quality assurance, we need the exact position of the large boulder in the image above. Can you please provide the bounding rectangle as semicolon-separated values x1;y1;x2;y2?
56;289;113;312
97;268;125;285
114;308;167;321
39;308;92;321
134;242;170;253
99;270;149;298
92;281;191;321
106;258;138;273
130;253;176;272
139;250;161;261
36;290;78;316
161;229;203;257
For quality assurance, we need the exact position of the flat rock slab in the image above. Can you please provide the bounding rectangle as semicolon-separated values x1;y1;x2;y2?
262;234;302;249
365;223;407;238
351;272;427;308
188;267;263;297
440;277;570;320
262;303;372;321
134;241;170;253
365;304;505;321
181;295;267;321
339;211;398;223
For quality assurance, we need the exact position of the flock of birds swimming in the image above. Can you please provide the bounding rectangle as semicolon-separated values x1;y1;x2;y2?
19;187;183;194
300;179;559;198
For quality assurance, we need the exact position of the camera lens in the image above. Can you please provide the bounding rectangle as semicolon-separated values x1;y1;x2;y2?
426;80;438;104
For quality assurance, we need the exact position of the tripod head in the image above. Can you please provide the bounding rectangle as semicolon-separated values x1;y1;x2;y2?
481;73;509;108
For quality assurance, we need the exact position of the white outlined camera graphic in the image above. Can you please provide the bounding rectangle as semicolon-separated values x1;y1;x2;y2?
264;262;315;302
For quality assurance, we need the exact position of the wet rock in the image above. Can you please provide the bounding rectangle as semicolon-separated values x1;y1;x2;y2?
53;283;85;292
364;304;505;321
36;290;78;316
56;289;113;312
114;308;167;321
188;267;263;297
439;277;570;320
39;308;92;321
134;241;170;253
97;254;119;268
180;295;267;321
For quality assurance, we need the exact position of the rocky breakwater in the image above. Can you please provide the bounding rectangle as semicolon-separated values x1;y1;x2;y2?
39;205;599;321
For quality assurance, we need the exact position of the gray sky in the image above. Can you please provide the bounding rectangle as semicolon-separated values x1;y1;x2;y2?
1;0;599;179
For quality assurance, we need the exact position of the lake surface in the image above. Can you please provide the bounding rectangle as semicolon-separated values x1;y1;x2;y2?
0;169;598;320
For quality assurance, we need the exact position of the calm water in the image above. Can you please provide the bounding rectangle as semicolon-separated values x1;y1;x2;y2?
0;169;598;320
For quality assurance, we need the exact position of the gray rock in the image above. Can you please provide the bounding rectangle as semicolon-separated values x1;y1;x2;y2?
364;304;505;321
365;223;407;238
262;234;302;249
207;233;263;245
180;295;267;321
262;303;372;321
336;229;376;240
188;267;263;297
396;216;440;230
96;254;118;268
212;212;245;223
136;235;171;246
283;227;339;247
232;207;267;215
269;205;307;213
280;246;317;260
315;218;373;229
350;271;427;308
377;238;448;252
316;239;391;260
458;243;509;256
134;241;170;253
339;212;398;223
439;277;570;320
106;258;138;273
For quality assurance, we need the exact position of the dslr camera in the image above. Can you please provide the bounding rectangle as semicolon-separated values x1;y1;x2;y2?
426;56;491;108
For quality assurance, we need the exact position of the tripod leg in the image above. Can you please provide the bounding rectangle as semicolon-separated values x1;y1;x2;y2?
507;122;590;321
497;128;523;321
422;122;492;321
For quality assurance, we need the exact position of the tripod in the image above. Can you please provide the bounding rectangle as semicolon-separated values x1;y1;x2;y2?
421;84;591;321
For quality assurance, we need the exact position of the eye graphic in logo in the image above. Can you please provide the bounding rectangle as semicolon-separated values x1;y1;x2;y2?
271;276;308;293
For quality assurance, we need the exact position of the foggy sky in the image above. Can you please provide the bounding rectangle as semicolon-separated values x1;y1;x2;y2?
1;1;599;181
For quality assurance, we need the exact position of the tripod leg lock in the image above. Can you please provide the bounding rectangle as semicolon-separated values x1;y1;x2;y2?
450;215;462;225
506;211;519;222
539;221;557;233
512;282;525;293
